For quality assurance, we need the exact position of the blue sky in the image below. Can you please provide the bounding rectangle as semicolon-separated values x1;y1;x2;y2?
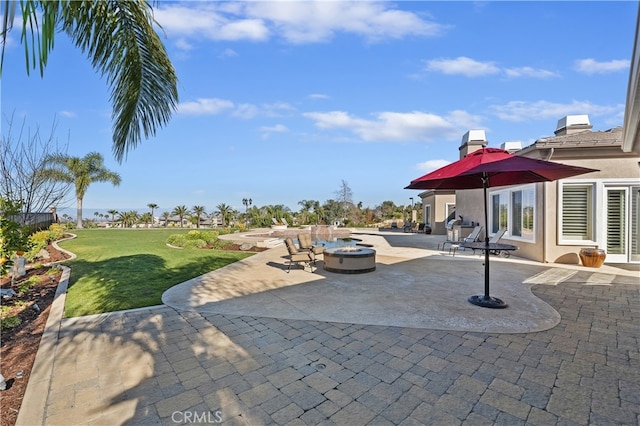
2;1;636;216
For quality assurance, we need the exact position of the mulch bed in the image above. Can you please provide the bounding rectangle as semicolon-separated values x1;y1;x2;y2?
0;245;70;426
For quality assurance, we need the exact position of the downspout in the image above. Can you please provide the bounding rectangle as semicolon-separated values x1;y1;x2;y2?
543;147;554;263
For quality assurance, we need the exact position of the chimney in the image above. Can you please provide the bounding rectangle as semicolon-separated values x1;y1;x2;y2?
555;115;592;136
459;130;487;159
501;141;522;153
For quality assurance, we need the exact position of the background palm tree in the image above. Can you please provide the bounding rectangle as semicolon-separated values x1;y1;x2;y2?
161;211;171;227
192;205;206;229
117;210;139;228
147;203;158;227
1;0;178;162
40;152;121;228
171;205;190;228
216;203;232;227
139;212;153;228
107;209;119;224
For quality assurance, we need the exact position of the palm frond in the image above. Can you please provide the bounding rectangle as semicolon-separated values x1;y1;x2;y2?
61;1;178;162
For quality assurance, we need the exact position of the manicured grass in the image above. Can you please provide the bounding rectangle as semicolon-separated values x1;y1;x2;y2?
59;229;253;317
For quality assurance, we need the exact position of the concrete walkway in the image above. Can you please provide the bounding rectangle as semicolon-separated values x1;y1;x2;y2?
15;231;640;425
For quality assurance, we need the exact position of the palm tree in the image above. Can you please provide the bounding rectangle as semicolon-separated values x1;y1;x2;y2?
161;211;171;227
171;205;190;228
216;203;232;227
107;209;119;224
192;205;206;229
117;210;139;228
139;212;153;228
147;203;158;227
40;152;121;228
1;1;178;162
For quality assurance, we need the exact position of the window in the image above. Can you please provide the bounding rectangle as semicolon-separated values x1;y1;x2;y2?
424;204;432;226
490;185;535;240
560;184;593;241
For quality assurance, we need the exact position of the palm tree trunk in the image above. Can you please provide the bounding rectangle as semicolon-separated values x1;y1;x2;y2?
77;197;84;228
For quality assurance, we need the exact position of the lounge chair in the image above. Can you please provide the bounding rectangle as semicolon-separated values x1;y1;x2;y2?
281;218;289;227
465;228;509;257
284;238;314;272
438;225;482;251
297;234;325;264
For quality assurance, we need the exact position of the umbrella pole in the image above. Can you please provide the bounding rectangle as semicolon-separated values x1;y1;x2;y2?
468;173;508;309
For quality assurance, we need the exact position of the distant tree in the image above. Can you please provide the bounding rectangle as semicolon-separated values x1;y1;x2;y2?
334;180;354;225
139;212;153;228
117;210;139;228
216;203;232;227
107;209;118;223
40;152;121;228
297;199;319;225
147;203;158;225
161;211;171;227
171;205;190;228
1;0;179;162
378;201;397;220
322;199;342;226
192;205;206;229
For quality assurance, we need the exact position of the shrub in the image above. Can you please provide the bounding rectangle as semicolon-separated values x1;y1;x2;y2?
166;234;188;247
0;316;22;330
167;231;222;249
48;223;66;241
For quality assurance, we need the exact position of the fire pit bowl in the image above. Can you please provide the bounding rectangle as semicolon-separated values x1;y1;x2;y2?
323;247;376;274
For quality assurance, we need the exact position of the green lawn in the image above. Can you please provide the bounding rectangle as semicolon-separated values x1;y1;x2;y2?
59;229;253;317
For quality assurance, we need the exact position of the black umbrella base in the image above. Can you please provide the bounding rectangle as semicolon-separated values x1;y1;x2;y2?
468;295;508;309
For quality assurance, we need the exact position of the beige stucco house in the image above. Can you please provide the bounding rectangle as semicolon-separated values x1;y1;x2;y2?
443;116;638;265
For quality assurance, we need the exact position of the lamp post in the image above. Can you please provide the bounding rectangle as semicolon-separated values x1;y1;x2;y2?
409;197;414;224
242;198;252;229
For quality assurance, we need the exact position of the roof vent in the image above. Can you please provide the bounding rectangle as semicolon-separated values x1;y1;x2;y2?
555;115;592;136
459;129;487;158
501;141;522;153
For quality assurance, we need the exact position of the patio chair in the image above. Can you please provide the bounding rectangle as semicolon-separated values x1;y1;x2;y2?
297;233;325;264
281;218;289;227
438;225;482;251
465;228;510;257
284;238;314;273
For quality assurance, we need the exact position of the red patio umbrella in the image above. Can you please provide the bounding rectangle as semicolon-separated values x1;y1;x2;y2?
406;148;598;308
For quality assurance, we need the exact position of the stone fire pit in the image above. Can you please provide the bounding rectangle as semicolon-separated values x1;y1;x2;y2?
323;247;376;274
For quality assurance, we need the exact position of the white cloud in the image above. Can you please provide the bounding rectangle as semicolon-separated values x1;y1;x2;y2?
309;93;330;100
490;100;624;122
178;98;294;119
232;103;260;119
426;57;558;79
417;159;451;173
259;124;289;139
504;67;559;79
173;38;194;52
426;56;500;77
178;98;235;115
218;48;238;58
155;1;445;47
303;110;481;142
59;110;77;118
154;4;270;45
574;58;630;74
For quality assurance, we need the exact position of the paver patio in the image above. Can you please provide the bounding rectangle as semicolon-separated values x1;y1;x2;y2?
15;231;640;425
